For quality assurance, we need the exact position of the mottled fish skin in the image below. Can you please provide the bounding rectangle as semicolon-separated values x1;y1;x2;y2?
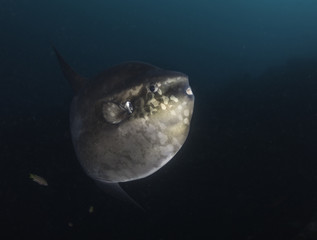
54;48;194;184
71;62;194;183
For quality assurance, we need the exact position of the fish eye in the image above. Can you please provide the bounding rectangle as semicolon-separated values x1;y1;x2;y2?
149;83;158;93
124;101;133;114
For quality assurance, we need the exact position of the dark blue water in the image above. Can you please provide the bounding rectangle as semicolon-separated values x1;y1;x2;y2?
1;1;317;239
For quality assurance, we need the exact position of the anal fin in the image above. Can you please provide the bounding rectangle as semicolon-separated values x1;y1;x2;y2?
95;181;144;211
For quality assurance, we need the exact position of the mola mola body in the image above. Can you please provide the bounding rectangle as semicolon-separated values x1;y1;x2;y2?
53;47;194;205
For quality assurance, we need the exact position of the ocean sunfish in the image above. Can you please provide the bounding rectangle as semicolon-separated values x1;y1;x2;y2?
53;47;194;204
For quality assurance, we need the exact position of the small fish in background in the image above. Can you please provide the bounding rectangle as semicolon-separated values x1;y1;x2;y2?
29;173;48;186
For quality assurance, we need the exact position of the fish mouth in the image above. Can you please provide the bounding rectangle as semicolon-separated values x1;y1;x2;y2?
170;74;194;98
171;77;194;102
186;86;193;96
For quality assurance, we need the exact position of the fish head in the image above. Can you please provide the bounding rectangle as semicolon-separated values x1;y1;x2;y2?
132;69;195;148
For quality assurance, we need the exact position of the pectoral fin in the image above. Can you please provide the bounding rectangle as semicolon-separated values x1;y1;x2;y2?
102;102;129;124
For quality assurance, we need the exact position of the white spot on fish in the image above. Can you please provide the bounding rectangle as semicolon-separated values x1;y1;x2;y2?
166;78;175;84
161;103;166;110
170;95;179;102
121;84;143;99
162;96;169;105
184;109;189;117
184;118;189;125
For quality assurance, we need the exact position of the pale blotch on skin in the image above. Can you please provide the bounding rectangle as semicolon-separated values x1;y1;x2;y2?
117;84;143;100
147;123;156;133
183;109;189;117
150;107;158;114
106;104;118;117
170;95;179;102
149;98;159;107
150;132;157;142
158;122;167;130
159;144;174;156
161;103;167;110
184;118;189;125
158;132;168;144
162;96;169;105
165;78;176;84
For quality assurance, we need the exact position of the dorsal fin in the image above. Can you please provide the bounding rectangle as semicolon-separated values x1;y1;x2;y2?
52;46;87;94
